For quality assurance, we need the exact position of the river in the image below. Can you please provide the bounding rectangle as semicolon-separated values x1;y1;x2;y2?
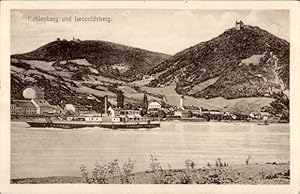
11;121;289;179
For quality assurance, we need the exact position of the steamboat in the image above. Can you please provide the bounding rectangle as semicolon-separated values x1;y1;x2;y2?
27;109;160;129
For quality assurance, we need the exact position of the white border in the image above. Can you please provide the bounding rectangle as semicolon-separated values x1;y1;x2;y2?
1;1;300;194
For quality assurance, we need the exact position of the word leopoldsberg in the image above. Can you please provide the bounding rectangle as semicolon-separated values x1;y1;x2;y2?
74;16;112;23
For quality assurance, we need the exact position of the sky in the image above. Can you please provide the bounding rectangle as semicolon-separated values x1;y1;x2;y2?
11;9;289;55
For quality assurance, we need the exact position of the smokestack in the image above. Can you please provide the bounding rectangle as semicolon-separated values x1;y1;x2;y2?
104;95;108;115
143;93;148;110
179;95;184;109
117;91;124;108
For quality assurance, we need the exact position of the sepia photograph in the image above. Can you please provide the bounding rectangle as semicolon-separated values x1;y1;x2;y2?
8;8;290;185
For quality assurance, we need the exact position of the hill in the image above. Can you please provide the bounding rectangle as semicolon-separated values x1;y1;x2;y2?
12;39;170;82
149;24;289;99
11;57;163;112
11;39;169;111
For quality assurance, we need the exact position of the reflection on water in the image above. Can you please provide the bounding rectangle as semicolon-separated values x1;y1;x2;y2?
11;121;289;178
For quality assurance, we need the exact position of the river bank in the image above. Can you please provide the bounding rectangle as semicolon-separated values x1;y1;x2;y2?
11;118;289;124
11;162;289;184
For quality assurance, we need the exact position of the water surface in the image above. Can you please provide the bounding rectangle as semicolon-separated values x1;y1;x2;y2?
11;121;289;178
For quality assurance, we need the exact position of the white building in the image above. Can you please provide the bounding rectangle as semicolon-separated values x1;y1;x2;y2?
209;110;222;115
79;116;102;122
148;101;162;111
179;95;184;110
65;104;76;113
174;111;183;118
23;87;45;100
249;112;261;119
108;106;117;117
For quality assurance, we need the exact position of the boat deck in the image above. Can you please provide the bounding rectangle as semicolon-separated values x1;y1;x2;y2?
27;120;160;129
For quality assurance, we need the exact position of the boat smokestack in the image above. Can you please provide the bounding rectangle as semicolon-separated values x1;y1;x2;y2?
117;91;124;108
104;95;108;115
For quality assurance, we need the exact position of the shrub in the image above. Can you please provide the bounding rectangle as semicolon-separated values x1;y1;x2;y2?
149;155;162;172
284;169;290;177
80;159;122;184
245;155;251;165
185;159;196;170
152;170;176;184
120;158;136;184
148;155;176;184
178;170;193;184
80;165;89;183
215;157;228;168
80;158;137;184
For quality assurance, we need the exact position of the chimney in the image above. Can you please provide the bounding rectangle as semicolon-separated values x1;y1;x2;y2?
143;93;148;110
104;95;108;115
179;95;184;109
117;91;124;108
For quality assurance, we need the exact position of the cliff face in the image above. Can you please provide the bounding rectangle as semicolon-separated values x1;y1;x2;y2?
149;25;289;99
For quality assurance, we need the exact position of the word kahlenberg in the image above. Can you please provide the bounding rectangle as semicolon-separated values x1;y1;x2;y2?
27;16;112;23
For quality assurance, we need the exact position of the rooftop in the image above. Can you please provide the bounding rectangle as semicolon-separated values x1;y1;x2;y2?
33;99;51;107
12;100;35;107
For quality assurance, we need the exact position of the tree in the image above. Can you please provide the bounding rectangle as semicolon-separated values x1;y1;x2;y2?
117;91;124;108
187;111;193;118
142;93;148;115
270;91;289;121
158;110;166;118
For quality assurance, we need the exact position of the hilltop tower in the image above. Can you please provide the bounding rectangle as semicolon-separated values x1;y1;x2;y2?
72;37;81;43
235;20;244;30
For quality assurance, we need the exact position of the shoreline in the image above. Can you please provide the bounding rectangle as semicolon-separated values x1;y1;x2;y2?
11;119;289;124
11;162;290;184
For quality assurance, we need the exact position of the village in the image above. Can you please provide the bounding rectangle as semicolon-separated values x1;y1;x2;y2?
11;86;286;123
10;20;289;124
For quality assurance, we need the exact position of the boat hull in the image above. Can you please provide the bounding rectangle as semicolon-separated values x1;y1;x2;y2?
26;121;160;129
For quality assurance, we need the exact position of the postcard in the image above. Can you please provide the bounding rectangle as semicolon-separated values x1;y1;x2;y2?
0;1;300;194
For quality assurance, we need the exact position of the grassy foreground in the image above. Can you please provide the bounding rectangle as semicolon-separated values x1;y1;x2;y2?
11;162;289;184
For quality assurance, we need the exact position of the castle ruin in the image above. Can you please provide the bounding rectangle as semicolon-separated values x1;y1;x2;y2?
235;20;244;30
